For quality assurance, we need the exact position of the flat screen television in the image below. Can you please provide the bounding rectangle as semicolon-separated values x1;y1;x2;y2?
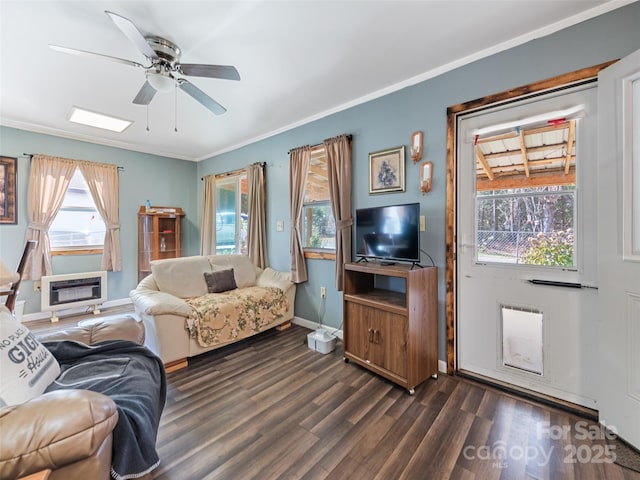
355;202;420;263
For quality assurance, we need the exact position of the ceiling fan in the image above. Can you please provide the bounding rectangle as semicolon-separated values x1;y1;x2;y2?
50;10;240;116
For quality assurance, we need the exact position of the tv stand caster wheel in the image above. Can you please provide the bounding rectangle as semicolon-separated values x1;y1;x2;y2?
408;388;415;396
344;357;349;363
432;373;438;379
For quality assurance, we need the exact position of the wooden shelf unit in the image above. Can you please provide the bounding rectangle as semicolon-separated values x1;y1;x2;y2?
138;206;185;282
343;261;438;394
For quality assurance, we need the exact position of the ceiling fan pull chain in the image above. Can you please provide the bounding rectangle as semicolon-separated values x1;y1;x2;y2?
174;83;178;133
146;103;150;132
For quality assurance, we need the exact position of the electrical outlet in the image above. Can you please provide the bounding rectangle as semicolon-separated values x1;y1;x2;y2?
34;280;41;292
320;287;326;299
420;215;426;232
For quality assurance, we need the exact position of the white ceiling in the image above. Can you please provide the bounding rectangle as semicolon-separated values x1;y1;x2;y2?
0;1;631;162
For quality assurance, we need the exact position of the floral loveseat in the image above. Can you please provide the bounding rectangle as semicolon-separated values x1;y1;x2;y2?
130;255;295;367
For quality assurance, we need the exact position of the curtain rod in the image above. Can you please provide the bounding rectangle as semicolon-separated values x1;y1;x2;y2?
287;134;352;155
201;161;266;181
22;153;124;171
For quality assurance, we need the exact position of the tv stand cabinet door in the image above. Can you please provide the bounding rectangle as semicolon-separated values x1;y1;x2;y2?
344;302;370;361
345;302;407;380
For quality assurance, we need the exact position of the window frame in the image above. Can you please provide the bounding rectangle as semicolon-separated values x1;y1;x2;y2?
214;169;248;255
302;146;336;260
50;168;105;256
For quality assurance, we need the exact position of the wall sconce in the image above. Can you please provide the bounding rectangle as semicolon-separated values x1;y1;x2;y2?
420;161;433;194
411;130;423;163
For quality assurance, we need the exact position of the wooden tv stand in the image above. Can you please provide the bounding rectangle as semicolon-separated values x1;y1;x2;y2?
343;261;438;394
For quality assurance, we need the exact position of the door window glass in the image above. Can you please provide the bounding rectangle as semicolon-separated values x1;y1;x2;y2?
475;119;577;267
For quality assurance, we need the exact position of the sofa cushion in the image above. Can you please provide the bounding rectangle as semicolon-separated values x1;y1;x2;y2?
0;307;61;407
37;314;146;346
207;255;259;289
256;267;294;292
151;256;212;298
204;269;237;293
0;389;118;479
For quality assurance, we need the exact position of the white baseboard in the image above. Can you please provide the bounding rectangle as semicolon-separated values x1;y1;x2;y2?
292;316;343;340
22;297;132;323
439;360;447;374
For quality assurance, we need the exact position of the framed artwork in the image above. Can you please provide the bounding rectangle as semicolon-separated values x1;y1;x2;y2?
369;146;405;194
0;156;17;224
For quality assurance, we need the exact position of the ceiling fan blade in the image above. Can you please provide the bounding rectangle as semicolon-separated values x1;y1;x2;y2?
178;64;240;81
105;10;158;60
178;80;226;115
49;44;147;69
132;80;157;105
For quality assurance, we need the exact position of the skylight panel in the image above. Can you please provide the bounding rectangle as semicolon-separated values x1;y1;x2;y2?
68;106;132;133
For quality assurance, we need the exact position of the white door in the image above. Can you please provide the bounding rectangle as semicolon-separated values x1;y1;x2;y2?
597;49;640;449
457;85;599;409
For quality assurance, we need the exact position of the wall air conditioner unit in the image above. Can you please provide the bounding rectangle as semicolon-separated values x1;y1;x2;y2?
41;271;107;322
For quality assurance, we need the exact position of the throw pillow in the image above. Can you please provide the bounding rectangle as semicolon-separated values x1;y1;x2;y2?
204;269;237;293
207;255;257;288
0;306;61;407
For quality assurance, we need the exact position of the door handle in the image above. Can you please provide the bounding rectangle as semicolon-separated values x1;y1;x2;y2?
528;279;597;289
375;330;382;344
368;328;374;342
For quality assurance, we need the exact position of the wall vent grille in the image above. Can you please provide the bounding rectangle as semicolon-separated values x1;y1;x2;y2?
41;271;107;322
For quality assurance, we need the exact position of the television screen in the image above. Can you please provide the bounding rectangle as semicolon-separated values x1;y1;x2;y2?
355;203;420;262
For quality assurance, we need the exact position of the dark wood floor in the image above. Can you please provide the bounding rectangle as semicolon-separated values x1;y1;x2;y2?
29;309;638;479
151;325;639;480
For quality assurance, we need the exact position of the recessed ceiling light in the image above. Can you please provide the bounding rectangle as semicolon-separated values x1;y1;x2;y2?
67;106;133;133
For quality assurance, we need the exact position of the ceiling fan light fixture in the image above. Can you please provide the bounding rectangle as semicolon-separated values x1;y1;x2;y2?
147;72;175;93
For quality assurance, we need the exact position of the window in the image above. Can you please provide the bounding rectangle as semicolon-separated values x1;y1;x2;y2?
474;119;578;267
302;146;336;255
476;186;575;266
215;171;248;255
49;169;105;253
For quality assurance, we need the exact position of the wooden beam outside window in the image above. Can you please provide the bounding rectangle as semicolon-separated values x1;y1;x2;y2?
475;147;495;181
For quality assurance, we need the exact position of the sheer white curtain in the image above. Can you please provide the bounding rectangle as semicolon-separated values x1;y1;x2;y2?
200;174;217;255
23;155;76;280
289;146;311;283
247;162;267;268
78;161;122;271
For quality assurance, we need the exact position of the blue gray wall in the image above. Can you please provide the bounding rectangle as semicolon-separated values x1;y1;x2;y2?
1;3;638;362
197;2;640;360
0;128;199;315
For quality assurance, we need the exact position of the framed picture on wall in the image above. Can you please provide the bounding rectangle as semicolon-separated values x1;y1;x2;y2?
0;156;17;224
369;146;405;194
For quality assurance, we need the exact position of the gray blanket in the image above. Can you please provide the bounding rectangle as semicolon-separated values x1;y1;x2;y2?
44;340;166;480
